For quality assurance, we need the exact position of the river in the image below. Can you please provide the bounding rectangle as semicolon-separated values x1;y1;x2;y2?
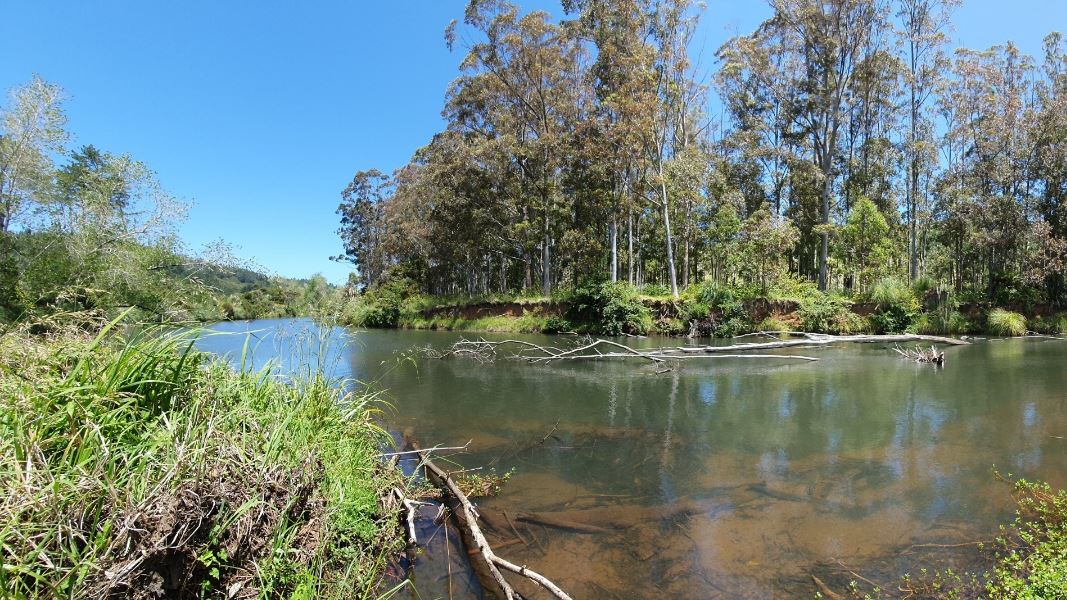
195;318;1067;599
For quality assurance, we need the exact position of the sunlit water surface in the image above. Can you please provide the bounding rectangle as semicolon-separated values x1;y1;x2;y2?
196;319;1067;599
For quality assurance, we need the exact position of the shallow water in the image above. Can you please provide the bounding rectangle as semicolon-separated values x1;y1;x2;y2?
197;320;1067;598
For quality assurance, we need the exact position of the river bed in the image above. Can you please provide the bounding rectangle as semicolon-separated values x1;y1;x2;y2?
195;319;1067;598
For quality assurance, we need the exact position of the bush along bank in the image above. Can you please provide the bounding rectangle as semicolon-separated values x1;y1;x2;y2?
338;277;1062;338
0;315;405;599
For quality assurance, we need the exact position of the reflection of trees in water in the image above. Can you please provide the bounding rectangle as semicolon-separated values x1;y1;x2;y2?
357;333;1067;598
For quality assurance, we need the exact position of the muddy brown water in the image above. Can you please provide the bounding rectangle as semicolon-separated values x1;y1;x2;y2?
197;320;1067;599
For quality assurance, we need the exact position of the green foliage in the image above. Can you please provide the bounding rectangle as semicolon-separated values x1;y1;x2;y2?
914;309;972;335
757;316;793;332
868;277;919;334
767;274;823;301
912;276;937;297
1031;313;1067;335
987;309;1028;337
683;281;752;337
342;277;419;328
404;311;553;334
835;198;895;291
798;295;868;334
0;321;397;598
639;282;671;297
686;281;734;307
566;281;651;336
986;479;1067;598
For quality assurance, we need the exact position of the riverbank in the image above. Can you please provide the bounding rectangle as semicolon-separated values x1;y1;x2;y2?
0;316;403;598
339;279;1067;338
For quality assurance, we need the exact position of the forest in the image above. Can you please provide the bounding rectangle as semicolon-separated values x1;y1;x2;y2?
337;0;1067;334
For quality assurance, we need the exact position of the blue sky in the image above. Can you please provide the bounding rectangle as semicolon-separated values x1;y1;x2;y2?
2;1;1064;283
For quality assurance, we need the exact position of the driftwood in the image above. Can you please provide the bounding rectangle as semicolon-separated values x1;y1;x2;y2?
427;332;967;368
691;331;969;351
432;337;820;364
893;344;945;365
417;448;573;600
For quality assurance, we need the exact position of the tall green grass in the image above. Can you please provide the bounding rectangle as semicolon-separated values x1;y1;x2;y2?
0;317;399;599
987;309;1027;337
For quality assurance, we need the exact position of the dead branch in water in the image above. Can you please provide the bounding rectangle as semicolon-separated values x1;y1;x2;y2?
712;331;969;350
416;447;573;600
893;344;945;365
428;336;821;364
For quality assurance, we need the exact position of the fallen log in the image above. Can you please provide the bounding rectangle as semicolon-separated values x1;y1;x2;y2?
683;332;969;353
428;333;965;368
417;448;573;600
432;337;821;364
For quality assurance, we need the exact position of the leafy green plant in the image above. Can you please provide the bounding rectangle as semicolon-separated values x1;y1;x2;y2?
986;478;1067;598
868;277;919;334
987;309;1027;336
757;316;793;332
1031;313;1067;335
342;276;419;328
639;282;671;297
798;295;867;334
682;282;752;337
565;282;651;335
914;309;971;335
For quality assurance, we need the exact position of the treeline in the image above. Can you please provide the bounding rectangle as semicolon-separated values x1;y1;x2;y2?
336;0;1067;310
0;76;337;323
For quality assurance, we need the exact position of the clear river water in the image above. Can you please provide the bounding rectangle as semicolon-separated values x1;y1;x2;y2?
195;319;1067;599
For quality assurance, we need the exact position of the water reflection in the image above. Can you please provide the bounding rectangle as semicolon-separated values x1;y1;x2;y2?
196;323;1067;598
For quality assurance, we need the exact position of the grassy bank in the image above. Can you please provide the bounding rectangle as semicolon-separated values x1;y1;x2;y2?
339;277;1065;338
0;316;401;599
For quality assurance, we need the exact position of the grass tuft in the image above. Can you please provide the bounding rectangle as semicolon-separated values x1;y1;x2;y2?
987;309;1027;337
0;318;400;599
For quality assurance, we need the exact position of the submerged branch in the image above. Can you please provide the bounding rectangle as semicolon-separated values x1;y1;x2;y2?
416;447;573;600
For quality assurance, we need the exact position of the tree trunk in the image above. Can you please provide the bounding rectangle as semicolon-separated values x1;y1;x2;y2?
659;164;679;299
610;206;618;282
818;158;831;292
627;209;634;285
542;205;551;296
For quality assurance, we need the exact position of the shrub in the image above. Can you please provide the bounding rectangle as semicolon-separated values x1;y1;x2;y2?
712;299;751;337
798;295;867;334
757;316;793;332
639;282;671;297
767;274;822;301
1031;313;1067;335
683;282;752;337
566;282;651;335
342;277;418;328
687;281;734;307
987;309;1027;336
541;315;572;334
986;479;1067;598
868;277;919;334
914;309;971;335
682;301;710;321
912;276;937;297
